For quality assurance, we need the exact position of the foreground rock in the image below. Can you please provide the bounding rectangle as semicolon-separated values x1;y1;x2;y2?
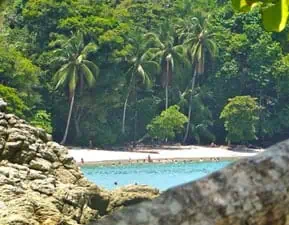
91;140;289;225
0;112;159;225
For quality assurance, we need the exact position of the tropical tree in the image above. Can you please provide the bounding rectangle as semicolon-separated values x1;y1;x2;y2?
53;32;99;144
231;0;288;32
145;21;186;110
147;105;188;141
182;16;218;143
220;96;260;144
122;33;160;135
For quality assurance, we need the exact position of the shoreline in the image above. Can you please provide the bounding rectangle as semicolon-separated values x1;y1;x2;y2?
77;157;242;166
68;145;264;166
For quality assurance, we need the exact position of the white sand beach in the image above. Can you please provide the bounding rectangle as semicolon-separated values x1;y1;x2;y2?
68;145;264;164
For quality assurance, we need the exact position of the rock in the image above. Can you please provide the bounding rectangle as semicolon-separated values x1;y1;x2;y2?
0;137;5;152
27;169;47;180
30;179;55;195
47;134;53;141
29;158;52;171
7;129;27;142
5;140;23;149
80;205;99;224
0;119;8;127
0;126;7;138
0;201;6;210
39;146;58;162
59;152;74;164
8;117;17;125
4;113;18;120
107;185;159;213
37;128;49;142
85;185;111;215
55;166;78;184
1;141;23;160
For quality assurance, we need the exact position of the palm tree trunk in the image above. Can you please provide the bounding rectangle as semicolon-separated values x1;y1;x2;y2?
133;78;138;147
183;69;197;144
122;96;129;134
61;93;75;145
133;105;138;147
165;60;169;110
122;73;135;134
73;113;81;138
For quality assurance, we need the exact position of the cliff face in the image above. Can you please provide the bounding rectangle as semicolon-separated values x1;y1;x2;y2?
0;112;159;225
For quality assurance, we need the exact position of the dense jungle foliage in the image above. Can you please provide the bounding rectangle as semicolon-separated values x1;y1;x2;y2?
1;0;289;147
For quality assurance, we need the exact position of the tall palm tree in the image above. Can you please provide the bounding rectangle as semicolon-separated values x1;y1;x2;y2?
53;32;99;144
145;21;186;110
182;16;218;143
122;33;160;135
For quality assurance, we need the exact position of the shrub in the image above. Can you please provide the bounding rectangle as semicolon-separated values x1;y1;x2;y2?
220;96;260;144
30;110;53;134
0;84;28;117
147;105;188;141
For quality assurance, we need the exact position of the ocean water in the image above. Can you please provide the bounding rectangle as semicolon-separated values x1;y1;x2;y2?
81;161;232;191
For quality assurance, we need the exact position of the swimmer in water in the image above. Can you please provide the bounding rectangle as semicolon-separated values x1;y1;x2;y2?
114;181;118;186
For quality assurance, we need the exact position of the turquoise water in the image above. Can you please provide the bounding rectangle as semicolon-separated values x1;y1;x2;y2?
81;161;232;191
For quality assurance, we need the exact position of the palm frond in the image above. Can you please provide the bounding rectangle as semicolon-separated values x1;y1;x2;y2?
80;63;96;87
136;65;146;82
81;42;98;57
142;61;161;75
144;32;165;49
83;60;100;78
54;63;71;89
184;35;198;47
205;39;218;57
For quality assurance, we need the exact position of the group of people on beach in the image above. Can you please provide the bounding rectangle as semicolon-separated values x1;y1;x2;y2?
80;155;221;164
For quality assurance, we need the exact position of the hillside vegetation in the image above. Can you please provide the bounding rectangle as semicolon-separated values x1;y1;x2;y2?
1;0;289;147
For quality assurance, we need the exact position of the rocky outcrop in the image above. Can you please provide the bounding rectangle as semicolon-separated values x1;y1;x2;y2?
108;185;159;212
0;112;159;225
91;140;289;225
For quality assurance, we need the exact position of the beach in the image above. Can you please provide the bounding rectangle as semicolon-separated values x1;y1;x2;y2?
68;145;264;165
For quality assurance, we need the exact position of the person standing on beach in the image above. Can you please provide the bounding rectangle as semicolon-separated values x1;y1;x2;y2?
148;155;152;163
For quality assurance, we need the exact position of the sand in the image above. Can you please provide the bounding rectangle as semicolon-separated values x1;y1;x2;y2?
68;145;264;165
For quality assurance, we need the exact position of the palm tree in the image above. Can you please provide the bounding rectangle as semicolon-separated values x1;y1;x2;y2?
182;16;218;143
53;32;99;144
122;33;159;135
175;0;194;17
145;21;186;110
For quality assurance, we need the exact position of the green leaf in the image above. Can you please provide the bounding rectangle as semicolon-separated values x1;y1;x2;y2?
262;0;289;32
80;63;97;87
232;0;250;11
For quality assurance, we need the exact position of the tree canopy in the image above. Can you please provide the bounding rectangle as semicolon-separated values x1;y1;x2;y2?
232;0;289;32
1;0;289;147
